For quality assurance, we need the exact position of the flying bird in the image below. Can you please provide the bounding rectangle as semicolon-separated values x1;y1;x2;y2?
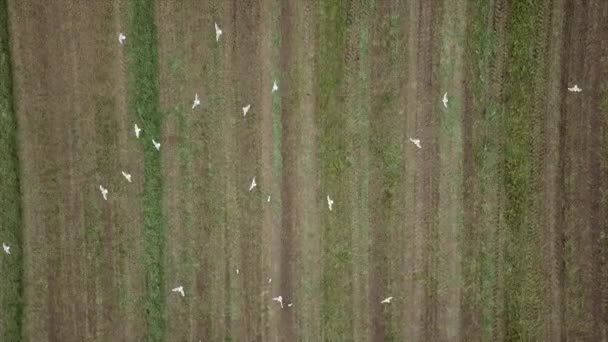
409;137;421;149
152;139;161;151
172;286;185;297
118;32;126;45
192;93;200;109
215;22;222;42
381;297;394;304
442;92;448;108
272;295;284;308
272;80;278;93
2;243;10;255
568;84;582;92
121;171;132;183
242;104;251;117
134;124;142;138
327;195;334;211
249;177;257;191
99;185;108;201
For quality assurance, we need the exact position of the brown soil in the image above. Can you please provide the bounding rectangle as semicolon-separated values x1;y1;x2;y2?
415;2;443;340
277;0;305;339
558;0;608;339
556;1;606;340
401;0;423;339
9;0;134;340
230;0;268;340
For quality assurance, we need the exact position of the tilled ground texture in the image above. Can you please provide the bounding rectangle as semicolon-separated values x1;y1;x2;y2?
2;0;607;341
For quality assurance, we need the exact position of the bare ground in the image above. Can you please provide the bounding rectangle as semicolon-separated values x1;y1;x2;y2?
539;0;566;339
278;0;319;339
281;1;322;341
558;0;608;339
402;0;423;339
9;0;138;340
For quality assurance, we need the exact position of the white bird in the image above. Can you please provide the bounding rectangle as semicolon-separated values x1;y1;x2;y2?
568;84;582;92
242;104;251;117
249;177;257;191
442;92;448;108
236;268;240;275
381;297;394;304
2;243;10;255
172;286;185;297
192;93;201;109
99;185;108;201
152;139;161;151
272;80;278;93
287;303;293;308
268;278;272;284
272;295;284;308
267;195;271;202
118;32;126;45
327;195;334;211
409;137;421;149
121;171;132;183
134;124;142;138
214;22;222;42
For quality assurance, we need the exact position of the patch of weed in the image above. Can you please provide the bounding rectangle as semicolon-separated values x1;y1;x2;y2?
128;1;166;340
0;0;24;340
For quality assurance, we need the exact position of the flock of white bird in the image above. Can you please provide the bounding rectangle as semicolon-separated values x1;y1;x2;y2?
2;25;585;320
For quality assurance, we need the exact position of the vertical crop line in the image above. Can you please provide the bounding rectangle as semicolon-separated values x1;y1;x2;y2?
128;0;165;341
0;0;24;340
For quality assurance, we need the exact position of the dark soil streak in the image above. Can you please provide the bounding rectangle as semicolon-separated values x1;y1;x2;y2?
556;0;575;338
278;0;297;339
231;0;265;339
558;0;595;338
368;17;386;342
581;0;608;338
415;0;443;339
368;1;399;340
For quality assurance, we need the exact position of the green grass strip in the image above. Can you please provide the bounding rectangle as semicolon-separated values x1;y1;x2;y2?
502;1;544;340
127;1;166;341
466;0;500;338
0;0;24;340
316;1;352;340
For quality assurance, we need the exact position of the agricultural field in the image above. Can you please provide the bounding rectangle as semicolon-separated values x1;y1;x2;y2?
0;0;606;341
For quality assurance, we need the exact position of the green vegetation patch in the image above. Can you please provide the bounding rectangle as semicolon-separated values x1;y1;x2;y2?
0;0;24;340
367;3;405;339
128;1;166;340
465;0;501;338
502;1;545;339
316;0;353;340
